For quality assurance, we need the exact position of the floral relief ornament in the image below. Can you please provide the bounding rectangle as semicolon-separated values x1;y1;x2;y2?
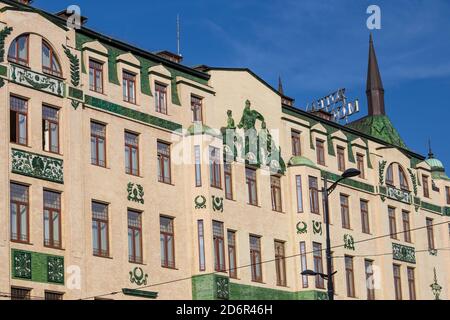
129;267;148;286
194;196;207;209
127;183;144;204
296;222;308;234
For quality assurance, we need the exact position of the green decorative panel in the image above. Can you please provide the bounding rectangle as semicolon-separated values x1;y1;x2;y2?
215;276;230;300
379;160;387;185
212;196;224;213
444;207;450;217
295;290;328;300
385;186;412;204
321;170;375;193
122;288;158;299
0;64;7;77
62;45;80;87
11;149;64;184
195;196;207;209
312;221;323;236
84;95;182;132
129;267;148;286
68;87;83;100
11;249;64;285
344;234;355;251
127;183;144;204
421;201;442;215
0;26;13;62
296;221;307;234
407;168;418;196
9;64;65;97
392;243;416;264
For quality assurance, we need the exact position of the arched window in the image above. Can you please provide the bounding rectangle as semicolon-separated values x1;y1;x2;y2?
386;164;394;185
42;40;62;77
8;34;29;66
399;167;409;191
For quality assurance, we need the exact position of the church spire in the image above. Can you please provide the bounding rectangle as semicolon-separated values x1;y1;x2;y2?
366;34;385;116
428;138;435;159
278;76;284;95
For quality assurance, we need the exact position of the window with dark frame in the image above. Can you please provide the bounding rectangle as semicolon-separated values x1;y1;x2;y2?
90;121;106;167
337;146;346;172
209;146;221;189
246;167;258;206
393;264;402;300
45;291;64;300
271;175;282;212
157;141;172;184
446;186;450;205
300;242;308;288
155;82;168;114
125;131;139;176
357;153;365;179
426;218;435;250
191;95;203;123
296;175;304;213
313;242;324;289
345;256;356;298
11;287;31;300
388;207;397;239
386;164;394;186
407;267;416;300
365;259;375;300
274;241;287;287
43;190;62;249
128;210;142;264
10;95;28;146
224;162;233;200
228;230;237;279
197;220;206;271
42;105;60;154
316;139;325;165
249;235;262;283
340;194;350;229
10;183;29;243
399;167;409;191
122;70;136;104
309;176;320;214
8;34;29;66
92;201;109;257
291;130;301;156
42;40;62;77
402;211;412;243
89;59;103;93
360;200;370;234
160;216;175;269
422;175;430;198
213;221;226;272
194;145;202;187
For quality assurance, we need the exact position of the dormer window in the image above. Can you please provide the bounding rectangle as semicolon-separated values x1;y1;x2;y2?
191;95;203;123
42;40;62;77
8;34;29;66
155;82;168;114
122;70;136;104
89;59;104;93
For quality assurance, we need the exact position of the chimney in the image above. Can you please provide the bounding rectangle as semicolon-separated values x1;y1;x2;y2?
155;50;183;64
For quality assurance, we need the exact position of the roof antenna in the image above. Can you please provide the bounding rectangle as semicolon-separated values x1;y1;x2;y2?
428;138;434;159
176;14;181;57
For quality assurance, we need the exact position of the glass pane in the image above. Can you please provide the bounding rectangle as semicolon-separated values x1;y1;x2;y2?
11;204;17;239
125;147;130;173
100;222;108;251
50;123;58;152
8;39;17;59
131;148;138;174
53;212;60;243
135;231;141;258
18;36;27;60
44;210;50;241
42;44;50;68
19;114;27;144
98;138;105;164
20;204;27;240
167;236;174;263
91;137;97;163
160;235;166;263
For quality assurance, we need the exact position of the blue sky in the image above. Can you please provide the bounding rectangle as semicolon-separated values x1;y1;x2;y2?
37;0;450;165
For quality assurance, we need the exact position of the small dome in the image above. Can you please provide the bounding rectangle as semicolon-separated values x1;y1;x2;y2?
426;158;445;172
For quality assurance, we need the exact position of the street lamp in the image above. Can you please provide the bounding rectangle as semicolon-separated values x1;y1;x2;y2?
301;168;360;301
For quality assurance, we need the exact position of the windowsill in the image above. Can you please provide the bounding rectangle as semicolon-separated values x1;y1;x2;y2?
127;173;143;179
343;227;353;231
11;240;32;245
89;89;106;96
94;254;113;260
211;186;223;190
44;245;65;251
251;280;265;284
42;71;65;81
92;164;109;170
273;210;284;214
225;197;235;202
159;181;174;186
161;266;178;271
10;142;31;149
247;203;260;208
42;150;63;158
129;261;146;266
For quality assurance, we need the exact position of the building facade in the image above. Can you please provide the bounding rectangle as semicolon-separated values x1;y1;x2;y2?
0;0;448;300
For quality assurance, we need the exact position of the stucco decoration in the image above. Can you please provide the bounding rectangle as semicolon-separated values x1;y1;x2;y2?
215;276;230;300
212;196;224;213
127;183;144;204
9;64;64;97
63;45;81;109
296;222;308;234
430;268;442;300
13;250;32;280
12;149;64;183
47;256;65;284
379;160;387;185
344;234;355;251
129;267;148;286
392;243;416;264
407;168;418;196
194;196;207;209
386;186;412;204
429;249;438;257
0;26;13;62
313;221;323;236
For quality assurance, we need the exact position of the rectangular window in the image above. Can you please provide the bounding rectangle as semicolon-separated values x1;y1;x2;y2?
228;230;237;279
43;190;62;249
316;139;325;165
128;210;142;264
407;267;416;300
197;220;206;271
271;175;282;212
360;200;370;234
11;287;31;300
250;235;262;282
402;211;412;243
224;163;233;200
274;241;287;287
309;176;320;214
246;167;258;206
337;146;346;172
122;71;136;104
313;242;324;289
423;175;430;198
341;194;350;229
125;131;139;176
157;141;172;184
426;218;435;250
42;105;60;154
365;260;375;300
91;122;106;167
300;242;308;288
10;96;28;145
191;95;203;123
45;291;64;300
446;186;450;205
209;147;221;188
388;207;397;239
296;175;304;213
92;201;109;257
155;82;168;114
160;216;175;268
291;130;301;156
213;221;226;272
345;256;355;298
10;183;29;243
194;146;202;187
357;153;365;179
89;59;103;93
393;264;402;300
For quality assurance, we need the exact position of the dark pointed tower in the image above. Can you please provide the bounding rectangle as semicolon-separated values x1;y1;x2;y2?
278;76;284;96
366;34;385;115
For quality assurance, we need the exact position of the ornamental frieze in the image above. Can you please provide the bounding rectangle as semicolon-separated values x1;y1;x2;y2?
9;64;65;97
11;149;64;184
392;243;416;264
